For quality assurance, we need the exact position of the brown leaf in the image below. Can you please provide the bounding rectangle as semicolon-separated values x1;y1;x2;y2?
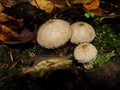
0;0;17;8
0;3;4;12
0;13;9;22
30;0;66;13
30;0;54;13
0;13;24;28
90;8;103;16
4;28;34;44
0;24;20;41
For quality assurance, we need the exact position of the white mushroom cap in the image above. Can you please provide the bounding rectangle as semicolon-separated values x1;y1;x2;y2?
37;19;72;49
70;22;96;44
74;43;97;63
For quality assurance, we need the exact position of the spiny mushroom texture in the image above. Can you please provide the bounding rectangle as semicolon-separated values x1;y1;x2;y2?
74;43;97;63
37;19;72;49
70;22;96;44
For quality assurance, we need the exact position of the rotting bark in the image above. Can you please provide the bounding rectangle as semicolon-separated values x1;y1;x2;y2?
19;55;73;78
17;55;120;90
85;55;120;89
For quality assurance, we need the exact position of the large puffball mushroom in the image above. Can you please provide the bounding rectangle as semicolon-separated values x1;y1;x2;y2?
74;43;97;69
70;22;96;44
37;19;72;49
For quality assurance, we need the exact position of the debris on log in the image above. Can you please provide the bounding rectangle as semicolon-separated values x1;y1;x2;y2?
19;55;73;77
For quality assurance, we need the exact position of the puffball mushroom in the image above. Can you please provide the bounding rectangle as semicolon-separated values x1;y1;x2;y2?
70;22;96;44
74;43;97;64
37;19;72;49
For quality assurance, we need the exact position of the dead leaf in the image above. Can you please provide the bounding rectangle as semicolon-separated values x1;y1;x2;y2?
90;8;103;16
4;28;34;44
0;3;4;12
31;0;53;13
30;0;66;13
0;13;9;22
0;13;25;42
83;0;100;11
0;24;20;41
0;13;24;28
0;0;17;8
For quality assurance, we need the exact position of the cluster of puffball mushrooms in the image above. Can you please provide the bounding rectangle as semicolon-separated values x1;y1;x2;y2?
37;19;97;69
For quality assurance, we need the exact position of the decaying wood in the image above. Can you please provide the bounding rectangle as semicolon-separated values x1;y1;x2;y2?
17;55;120;89
85;55;120;89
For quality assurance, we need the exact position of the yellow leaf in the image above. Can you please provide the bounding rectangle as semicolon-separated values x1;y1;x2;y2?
30;0;66;13
31;0;54;13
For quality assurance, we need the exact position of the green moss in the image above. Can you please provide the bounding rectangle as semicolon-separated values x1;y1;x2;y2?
93;24;120;54
84;12;95;18
93;51;115;67
91;19;120;67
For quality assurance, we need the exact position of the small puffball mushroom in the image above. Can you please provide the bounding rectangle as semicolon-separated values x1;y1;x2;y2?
70;22;96;44
74;43;97;64
37;19;72;49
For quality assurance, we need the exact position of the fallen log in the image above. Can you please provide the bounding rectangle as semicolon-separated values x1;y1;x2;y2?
85;55;120;89
17;55;120;90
